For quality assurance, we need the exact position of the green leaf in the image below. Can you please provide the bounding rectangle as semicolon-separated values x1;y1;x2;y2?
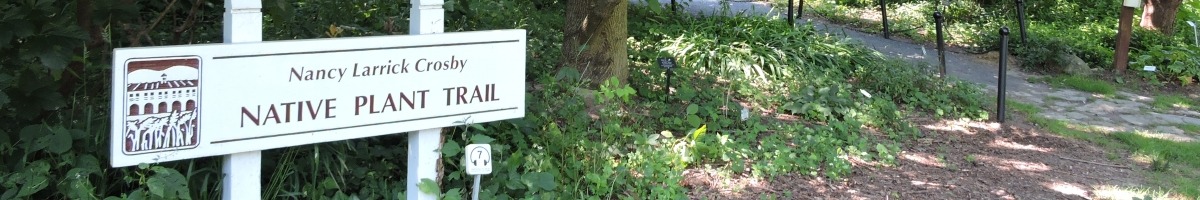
686;115;703;127
534;172;556;190
417;178;440;195
63;167;98;199
37;49;70;70
0;92;9;109
645;0;663;13
469;134;496;144
554;67;581;81
321;177;339;190
443;188;463;200
0;130;7;152
147;167;190;199
43;126;72;154
442;140;462;157
12;161;51;198
686;104;698;115
18;125;50;153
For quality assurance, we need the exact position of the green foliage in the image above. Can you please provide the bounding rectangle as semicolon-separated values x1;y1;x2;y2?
1045;76;1117;95
1151;95;1198;111
1;0;991;199
1132;45;1200;86
1015;36;1075;73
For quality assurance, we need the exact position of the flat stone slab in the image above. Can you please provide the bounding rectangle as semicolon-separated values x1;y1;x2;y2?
1046;90;1088;103
1120;114;1152;126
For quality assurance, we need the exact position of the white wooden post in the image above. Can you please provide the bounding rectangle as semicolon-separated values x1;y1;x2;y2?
222;0;263;200
408;1;444;200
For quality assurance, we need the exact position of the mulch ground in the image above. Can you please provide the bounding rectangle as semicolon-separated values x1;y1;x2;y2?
684;113;1155;200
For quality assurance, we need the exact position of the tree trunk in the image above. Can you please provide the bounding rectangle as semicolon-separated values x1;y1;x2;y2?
563;0;628;88
1140;0;1183;35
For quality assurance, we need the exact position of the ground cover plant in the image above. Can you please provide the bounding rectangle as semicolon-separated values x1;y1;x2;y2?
0;0;993;199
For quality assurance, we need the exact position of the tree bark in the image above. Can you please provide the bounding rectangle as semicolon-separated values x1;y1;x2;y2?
563;0;628;88
1140;0;1183;35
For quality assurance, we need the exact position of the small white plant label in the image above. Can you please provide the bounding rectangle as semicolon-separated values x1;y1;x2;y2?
465;144;492;175
1144;66;1157;72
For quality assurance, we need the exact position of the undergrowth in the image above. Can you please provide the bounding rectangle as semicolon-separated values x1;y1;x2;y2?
0;1;992;199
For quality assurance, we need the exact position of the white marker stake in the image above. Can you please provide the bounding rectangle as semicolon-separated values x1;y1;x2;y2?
465;144;493;200
221;0;263;200
408;1;444;200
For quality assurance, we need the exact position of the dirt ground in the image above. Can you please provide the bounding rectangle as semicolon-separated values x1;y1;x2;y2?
683;113;1160;200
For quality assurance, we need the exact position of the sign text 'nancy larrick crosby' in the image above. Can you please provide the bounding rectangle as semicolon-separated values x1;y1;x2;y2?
111;30;527;167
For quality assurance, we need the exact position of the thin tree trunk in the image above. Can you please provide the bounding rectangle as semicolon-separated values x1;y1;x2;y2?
563;0;628;87
1140;0;1183;35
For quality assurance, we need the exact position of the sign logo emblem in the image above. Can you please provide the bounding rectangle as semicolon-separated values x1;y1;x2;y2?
122;56;202;155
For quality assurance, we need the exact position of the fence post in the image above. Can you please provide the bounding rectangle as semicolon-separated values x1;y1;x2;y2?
1113;0;1141;73
409;1;444;200
671;0;677;12
788;0;794;25
935;11;946;78
221;0;263;199
879;0;890;39
1016;0;1028;45
997;27;1009;124
799;0;804;18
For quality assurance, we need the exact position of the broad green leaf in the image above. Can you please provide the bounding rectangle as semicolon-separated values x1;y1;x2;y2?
147;167;190;200
14;161;51;197
534;172;556;190
686;104;698;115
691;124;708;141
645;0;663;13
18;125;50;153
0;92;9;110
2;189;16;200
686;115;702;127
441;140;462;157
321;177;339;190
469;134;496;144
443;188;463;200
417;178;439;195
63;167;98;199
43;126;72;154
0;130;7;152
37;49;70;70
554;68;581;81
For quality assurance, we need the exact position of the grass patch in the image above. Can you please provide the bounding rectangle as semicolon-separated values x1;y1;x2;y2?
1111;132;1200;167
1048;76;1116;95
1152;94;1197;111
1024;114;1200;198
1178;124;1200;134
1007;100;1041;115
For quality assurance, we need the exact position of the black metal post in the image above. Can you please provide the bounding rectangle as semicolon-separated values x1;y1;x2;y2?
880;0;890;39
671;0;677;12
998;27;1010;123
799;0;804;17
788;0;795;26
935;12;946;78
665;68;673;101
1016;0;1028;45
659;58;676;101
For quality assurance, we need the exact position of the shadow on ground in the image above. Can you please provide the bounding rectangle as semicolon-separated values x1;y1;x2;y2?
682;113;1169;200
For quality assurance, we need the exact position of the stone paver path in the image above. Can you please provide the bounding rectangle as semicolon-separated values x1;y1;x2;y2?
635;0;1200;142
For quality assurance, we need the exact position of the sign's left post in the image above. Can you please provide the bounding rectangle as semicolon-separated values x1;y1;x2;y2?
221;0;263;200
